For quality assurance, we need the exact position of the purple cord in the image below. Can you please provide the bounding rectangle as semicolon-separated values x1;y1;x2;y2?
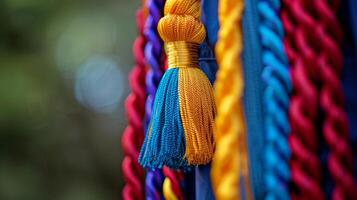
146;170;165;200
144;0;166;199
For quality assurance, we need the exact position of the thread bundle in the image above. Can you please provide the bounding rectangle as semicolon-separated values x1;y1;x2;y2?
139;0;216;169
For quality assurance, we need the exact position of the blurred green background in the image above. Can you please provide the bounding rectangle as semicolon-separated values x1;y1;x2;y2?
0;0;141;199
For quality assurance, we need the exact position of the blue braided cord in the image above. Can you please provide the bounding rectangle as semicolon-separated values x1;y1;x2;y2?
139;69;188;170
258;0;292;199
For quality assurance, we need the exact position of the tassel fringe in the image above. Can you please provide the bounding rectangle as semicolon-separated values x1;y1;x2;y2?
179;68;215;165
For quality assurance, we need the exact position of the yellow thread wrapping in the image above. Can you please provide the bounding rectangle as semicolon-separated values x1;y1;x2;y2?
166;42;199;68
158;0;216;165
211;0;252;199
163;178;178;200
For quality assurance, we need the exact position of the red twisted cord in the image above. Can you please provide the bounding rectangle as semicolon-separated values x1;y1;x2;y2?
315;1;357;199
122;10;147;200
282;0;324;199
163;166;185;200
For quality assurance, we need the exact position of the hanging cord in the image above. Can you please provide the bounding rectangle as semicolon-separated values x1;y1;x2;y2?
315;1;357;199
282;0;324;199
122;10;146;200
211;0;252;199
144;0;166;198
139;0;215;169
163;167;185;200
257;0;292;199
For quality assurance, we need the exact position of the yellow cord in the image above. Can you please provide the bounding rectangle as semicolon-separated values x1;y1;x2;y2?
211;0;252;199
163;178;179;200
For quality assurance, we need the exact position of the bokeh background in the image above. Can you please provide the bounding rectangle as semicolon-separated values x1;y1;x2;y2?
0;0;140;199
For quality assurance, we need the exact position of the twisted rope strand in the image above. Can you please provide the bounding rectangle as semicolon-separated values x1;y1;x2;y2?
282;0;324;199
315;1;357;199
163;179;179;200
144;0;165;129
258;0;292;199
143;0;166;198
211;0;252;199
122;10;146;200
163;167;184;200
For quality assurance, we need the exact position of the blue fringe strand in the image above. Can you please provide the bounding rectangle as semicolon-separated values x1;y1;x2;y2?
139;69;188;170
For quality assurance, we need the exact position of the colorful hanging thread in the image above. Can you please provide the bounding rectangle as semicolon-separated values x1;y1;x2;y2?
122;9;146;200
258;0;292;199
139;0;216;169
282;0;324;199
144;0;166;198
315;0;357;199
211;0;252;199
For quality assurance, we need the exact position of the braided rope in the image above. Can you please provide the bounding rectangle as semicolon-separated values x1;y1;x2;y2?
282;0;324;199
122;10;146;200
211;0;252;199
258;0;292;199
144;0;166;198
283;1;357;199
315;1;357;199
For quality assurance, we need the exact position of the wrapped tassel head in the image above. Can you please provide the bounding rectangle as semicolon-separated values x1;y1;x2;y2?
139;0;216;169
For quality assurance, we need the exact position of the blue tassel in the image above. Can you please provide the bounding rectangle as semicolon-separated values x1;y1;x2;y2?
139;69;188;169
